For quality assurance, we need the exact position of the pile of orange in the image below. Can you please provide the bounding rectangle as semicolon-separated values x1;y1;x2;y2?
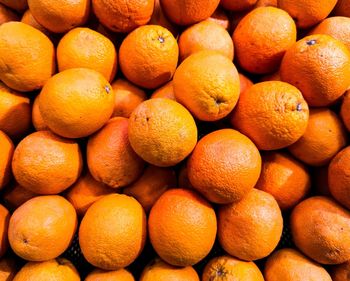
0;0;350;280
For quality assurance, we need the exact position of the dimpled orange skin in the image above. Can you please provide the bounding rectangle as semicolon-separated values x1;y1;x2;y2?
280;34;350;107
333;0;350;18
188;129;262;204
149;189;217;266
0;3;19;24
87;117;145;189
12;131;83;195
0;257;17;281
111;79;147;118
123;165;177;212
239;73;253;94
178;21;234;61
331;261;350;281
233;7;296;74
291;196;350;264
12;259;80;281
3;182;37;210
264;248;332;281
0;131;13;189
0;204;10;258
341;91;350;131
0;22;55;92
21;9;49;35
288;108;348;167
160;0;219;25
0;0;27;11
173;51;240;121
151;81;175;100
220;0;257;11
218;189;283;261
85;268;135;281
39;68;115;139
230;81;309;151
128;99;197;167
119;25;178;90
202;255;264;281
79;194;147;270
278;0;337;29
27;0;90;33
32;94;48;131
8;196;77;261
140;258;200;281
255;152;311;211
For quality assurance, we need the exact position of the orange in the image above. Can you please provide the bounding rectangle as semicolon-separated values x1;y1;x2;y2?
0;131;13;189
291;196;350;264
140;258;199;281
0;3;18;24
57;28;117;82
218;188;283;261
280;34;350;107
87;117;145;188
123;165;177;212
239;73;253;94
66;171;114;217
21;9;49;35
119;25;178;89
264;248;332;281
0;0;27;12
8;195;77;261
178;20;234;61
255;152;311;210
0;257;17;281
278;0;337;29
31;93;48;131
111;79;147;118
341;90;350;131
260;71;281;82
27;0;90;33
85;268;135;281
230;81;309;150
12;259;80;281
188;129;261;204
12;131;82;195
0;22;55;92
0;204;9;258
333;0;350;18
149;0;178;37
149;189;217;266
202;255;264;281
221;0;257;11
178;161;195;189
39;68;115;138
254;0;277;7
206;7;230;30
79;194;146;270
128;99;197;167
3;182;37;210
160;0;220;25
288;108;348;166
331;261;350;281
92;0;154;33
233;7;296;74
310;17;350;51
151;81;175;100
329;146;350;210
0;82;31;140
173;51;240;121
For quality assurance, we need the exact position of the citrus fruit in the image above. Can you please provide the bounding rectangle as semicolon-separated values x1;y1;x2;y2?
220;0;258;11
0;204;9;258
333;0;350;17
0;3;19;24
0;257;17;281
341;90;350;131
331;261;350;281
21;9;49;35
85;268;135;281
151;81;175;100
0;0;27;11
206;7;230;30
31;93;48;131
3;182;37;210
149;0;178;37
0;131;14;189
239;73;253;94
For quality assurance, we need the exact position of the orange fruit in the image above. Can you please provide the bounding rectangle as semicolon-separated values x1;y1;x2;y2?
331;261;350;281
288;108;348;166
291;196;350;264
0;22;55;92
202;255;264;281
220;0;257;11
140;258;199;281
0;82;31;140
233;7;296;74
206;7;230;30
178;20;234;61
21;9;49;35
218;188;283;261
57;28;117;82
329;146;350;210
39;68;115;138
27;0;90;33
151;81;175;100
128;99;197;167
173;51;240;121
3;182;37;210
149;0;178;37
178;161;195;189
255;152;311;210
278;0;337;29
230;81;309;150
149;189;217;266
188;129;261;204
119;25;178;89
333;0;350;18
0;204;10;258
79;194;146;270
8;195;77;261
254;0;277;7
0;3;19;24
280;34;350;107
123;165;177;212
85;268;135;281
66;171;114;217
32;93;48;131
160;0;220;25
0;257;17;281
341;90;350;131
92;0;154;33
87;117;145;188
12;259;80;281
260;71;281;82
111;79;147;118
264;248;332;281
239;73;253;94
0;131;14;189
12;131;82;195
0;0;27;12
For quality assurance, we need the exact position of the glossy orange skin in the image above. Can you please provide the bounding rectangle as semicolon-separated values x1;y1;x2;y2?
341;91;350;131
0;131;14;189
21;9;49;35
0;3;18;24
85;268;135;281
0;204;9;258
151;81;176;100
